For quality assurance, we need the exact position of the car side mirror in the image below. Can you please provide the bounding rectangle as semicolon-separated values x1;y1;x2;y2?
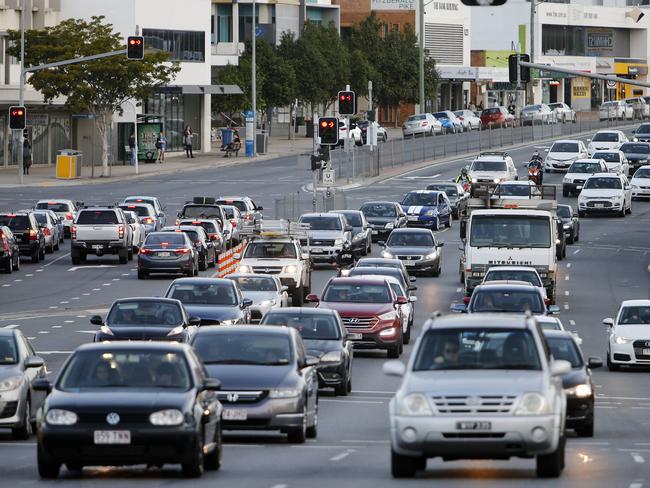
547;305;560;315
202;378;221;391
159;212;166;218
459;220;467;240
588;357;603;369
256;206;264;211
210;235;218;241
301;253;309;260
550;359;571;376
189;316;201;326
408;285;417;292
451;303;467;313
242;298;253;308
305;294;320;303
32;378;52;393
587;138;591;143
377;240;385;246
382;360;406;377
632;129;636;134
395;296;408;305
304;356;319;367
25;355;45;369
437;241;444;247
281;286;289;292
345;225;353;232
90;315;103;325
602;318;614;327
409;276;416;283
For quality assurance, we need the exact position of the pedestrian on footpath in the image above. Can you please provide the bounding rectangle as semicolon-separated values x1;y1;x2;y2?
184;125;194;158
23;139;32;175
155;131;167;163
129;131;136;166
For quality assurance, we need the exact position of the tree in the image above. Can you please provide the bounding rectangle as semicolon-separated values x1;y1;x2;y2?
8;16;179;176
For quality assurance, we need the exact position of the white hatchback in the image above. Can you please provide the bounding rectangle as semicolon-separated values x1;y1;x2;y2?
605;300;650;370
587;130;628;155
630;165;650;199
544;139;589;172
591;150;630;176
577;173;632;217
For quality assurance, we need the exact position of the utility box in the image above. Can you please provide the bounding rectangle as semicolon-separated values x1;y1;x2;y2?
256;131;268;154
56;150;82;179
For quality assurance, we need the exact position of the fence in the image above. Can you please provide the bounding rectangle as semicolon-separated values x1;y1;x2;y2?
273;189;348;220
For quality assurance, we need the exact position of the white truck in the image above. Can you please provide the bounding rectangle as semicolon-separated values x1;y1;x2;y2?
71;207;133;264
236;220;312;306
459;184;562;303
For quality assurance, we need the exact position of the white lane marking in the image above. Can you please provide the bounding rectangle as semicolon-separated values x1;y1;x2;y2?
271;485;288;488
76;315;87;318
565;291;570;296
342;440;390;444
573;249;581;254
43;253;70;267
629;483;643;488
13;279;22;282
570;320;576;326
564;303;570;310
64;320;74;323
38;331;49;334
3;324;20;329
112;278;120;281
565;275;570;281
60;301;69;304
35;269;43;272
456;287;462;293
48;306;57;309
330;451;353;462
632;453;645;463
51;325;62;329
71;297;80;300
92;288;101;291
82;293;91;296
1;284;10;288
121;273;130;277
67;264;115;271
27;337;35;340
596;396;650;401
102;283;111;286
566;263;571;268
25;274;33;277
350;390;394;395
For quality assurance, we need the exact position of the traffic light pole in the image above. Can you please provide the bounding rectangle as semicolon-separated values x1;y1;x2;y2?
312;113;318;212
17;0;25;184
519;60;650;89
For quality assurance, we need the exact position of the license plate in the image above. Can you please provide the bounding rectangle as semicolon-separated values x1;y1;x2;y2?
643;348;650;355
223;409;247;421
92;244;103;250
456;421;491;431
594;203;604;208
348;333;363;340
404;261;416;266
158;251;171;257
94;430;131;444
408;215;419;221
576;186;582;190
371;230;378;235
311;248;322;254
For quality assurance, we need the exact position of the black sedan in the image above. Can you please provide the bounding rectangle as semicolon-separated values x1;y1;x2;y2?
34;342;223;478
544;330;601;437
91;297;200;342
426;182;469;218
137;231;198;279
1;225;20;273
619;142;650;172
557;204;580;244
359;201;407;242
191;326;319;443
161;225;217;271
165;278;252;325
261;308;353;396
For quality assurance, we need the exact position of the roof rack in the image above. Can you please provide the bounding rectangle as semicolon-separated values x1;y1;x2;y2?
240;219;310;240
79;202;118;209
470;182;557;200
192;196;216;205
478;151;509;158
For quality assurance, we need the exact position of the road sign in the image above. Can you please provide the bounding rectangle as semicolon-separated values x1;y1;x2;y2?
606;80;617;89
322;170;335;187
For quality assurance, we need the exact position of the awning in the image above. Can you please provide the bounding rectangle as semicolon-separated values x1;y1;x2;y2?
175;84;243;95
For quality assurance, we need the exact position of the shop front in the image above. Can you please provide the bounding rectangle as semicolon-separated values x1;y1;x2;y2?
614;59;648;100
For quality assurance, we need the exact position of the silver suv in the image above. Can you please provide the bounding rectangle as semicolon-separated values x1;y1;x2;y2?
384;313;569;478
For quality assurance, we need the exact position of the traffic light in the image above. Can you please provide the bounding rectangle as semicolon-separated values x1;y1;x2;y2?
508;54;530;83
318;117;338;145
338;91;356;115
127;36;144;60
9;106;26;130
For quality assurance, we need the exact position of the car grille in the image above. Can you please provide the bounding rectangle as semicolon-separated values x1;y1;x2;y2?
573;179;586;185
199;318;222;326
341;316;378;330
76;411;152;424
250;310;263;321
586;201;613;208
311;239;335;246
633;340;650;360
0;401;18;418
397;255;422;261
432;395;517;414
475;178;495;183
252;266;282;274
217;390;267;403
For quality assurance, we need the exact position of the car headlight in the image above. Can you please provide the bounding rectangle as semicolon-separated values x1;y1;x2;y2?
424;252;437;260
399;393;433;416
100;325;114;336
385;222;394;229
334;238;344;246
565;384;592;398
269;388;301;398
563;177;571;183
321;351;342;363
381;250;394;258
615;335;633;344
283;265;298;274
340;268;351;276
46;409;78;425
220;319;237;325
150;409;184;426
563;223;571;229
260;299;277;308
379;327;397;337
378;311;397;321
0;376;22;392
425;210;436;216
493;177;501;183
237;265;251;273
514;392;550;416
632;184;640;189
167;325;185;336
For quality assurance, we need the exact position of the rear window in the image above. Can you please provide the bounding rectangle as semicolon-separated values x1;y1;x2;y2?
144;233;186;246
550;142;579;153
482;108;500;115
217;200;247;212
77;210;119;225
181;205;221;219
119;205;151;217
36;202;70;212
407;114;426;122
0;215;30;229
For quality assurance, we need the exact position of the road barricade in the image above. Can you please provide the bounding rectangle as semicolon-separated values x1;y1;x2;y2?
216;243;245;277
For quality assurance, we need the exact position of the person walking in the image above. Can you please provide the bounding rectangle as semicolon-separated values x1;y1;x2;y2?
155;131;167;163
129;131;136;166
184;125;194;158
22;139;32;175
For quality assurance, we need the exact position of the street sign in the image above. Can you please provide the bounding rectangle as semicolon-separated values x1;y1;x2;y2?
322;170;335;187
606;80;617;89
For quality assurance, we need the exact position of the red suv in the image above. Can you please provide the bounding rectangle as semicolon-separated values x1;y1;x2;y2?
306;277;406;358
480;106;514;128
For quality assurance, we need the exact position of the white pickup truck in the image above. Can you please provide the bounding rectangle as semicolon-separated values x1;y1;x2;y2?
71;207;133;264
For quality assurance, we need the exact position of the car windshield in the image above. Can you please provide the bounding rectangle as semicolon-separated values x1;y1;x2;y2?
569;162;600;173
633;168;650;178
469;215;551;248
593;132;619;142
550;142;579;152
193;333;292;365
556;206;572;218
471;160;506;172
300;216;342;230
336;212;362;226
619;306;650;324
548;103;563;109
427;184;458;197
229;276;278;292
407;114;426;122
413;328;541;371
167;283;237;306
592;152;620;162
470;290;544;314
361;203;396;218
262;313;341;340
181;205;221;219
58;350;191;390
144;233;185;247
106;301;183;326
484;270;542;287
33;214;49;225
217;200;248;212
0;215;30;229
323;283;391;303
36;202;70;212
621;144;650;154
498;184;530;197
432;112;450;119
0;336;17;364
547;337;583;368
583;177;622;190
601;102;618;108
119;205;152;217
387;232;434;247
77;211;118;225
402;192;437;206
538;319;562;331
244;242;296;258
637;124;650;133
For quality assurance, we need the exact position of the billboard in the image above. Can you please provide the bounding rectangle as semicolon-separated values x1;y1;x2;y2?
371;0;416;10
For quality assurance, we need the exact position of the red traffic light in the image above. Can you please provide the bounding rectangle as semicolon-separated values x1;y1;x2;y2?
127;36;145;60
11;109;23;116
337;90;356;115
129;38;142;46
9;105;26;130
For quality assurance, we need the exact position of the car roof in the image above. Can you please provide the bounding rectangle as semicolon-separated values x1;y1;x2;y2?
424;313;533;331
361;201;399;206
551;139;580;144
0;328;16;338
542;330;576;340
37;199;74;203
124;196;157;200
217;196;249;201
120;202;154;208
571;159;603;164
405;189;440;195
75;341;190;352
594;129;622;134
328;276;389;286
620;300;650;306
486;266;538;273
194;324;295;337
265;307;338;316
329;209;362;215
300;213;340;218
474;282;539;291
389;227;433;234
357;258;402;265
171;277;233;286
113;297;181;304
481;279;535;287
162;226;203;232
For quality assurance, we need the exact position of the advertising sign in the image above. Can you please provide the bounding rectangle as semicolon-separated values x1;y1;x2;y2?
586;28;614;54
371;0;416;10
572;77;590;99
137;122;162;162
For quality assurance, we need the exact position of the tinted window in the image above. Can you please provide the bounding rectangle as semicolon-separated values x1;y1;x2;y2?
167;282;237;306
360;203;397;218
471;160;506;172
427;184;458;196
387;232;434;247
181;205;221;219
432;112;449;119
633;168;650;178
244;242;296;258
36;202;71;212
583;177;622;190
356;260;401;270
107;301;183;326
620;144;650;154
58;350;191;390
413;329;541;371
637;124;650;133
193;333;291;365
407;114;426;121
592;152;620;163
556;206;571;218
0;336;17;364
592;132;619;142
229;276;278;292
568;162;601;173
119;205;152;217
336;212;362;226
538;319;562;331
484;269;542;287
0;215;30;229
300;215;342;231
550;142;579;152
163;229;199;242
470;289;544;314
262;313;341;340
221;207;237;219
402;192;437;206
470;215;551;248
217;200;247;212
77;211;118;225
619;306;650;324
323;283;391;303
144;233;186;246
547;337;582;368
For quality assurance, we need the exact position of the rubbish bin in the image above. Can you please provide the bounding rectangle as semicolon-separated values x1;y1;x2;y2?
221;128;233;146
256;131;268;154
56;150;82;179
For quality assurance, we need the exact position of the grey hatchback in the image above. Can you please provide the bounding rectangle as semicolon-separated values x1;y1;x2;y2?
379;228;443;276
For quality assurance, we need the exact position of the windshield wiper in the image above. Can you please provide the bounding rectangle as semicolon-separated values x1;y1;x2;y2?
501;365;539;370
203;359;269;365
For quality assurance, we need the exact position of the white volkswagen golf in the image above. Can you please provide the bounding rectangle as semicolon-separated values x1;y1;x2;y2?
605;300;650;371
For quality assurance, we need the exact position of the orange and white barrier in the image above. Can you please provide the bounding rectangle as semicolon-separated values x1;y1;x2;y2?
216;243;245;277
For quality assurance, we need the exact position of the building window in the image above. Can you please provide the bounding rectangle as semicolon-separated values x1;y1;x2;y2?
306;7;323;25
381;23;389;38
238;4;259;42
143;28;205;62
217;4;233;43
392;24;399;32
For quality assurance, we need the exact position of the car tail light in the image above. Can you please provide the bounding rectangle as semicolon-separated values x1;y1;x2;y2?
208;233;221;241
139;248;152;255
65;212;73;220
118;225;125;239
71;225;77;240
230;219;237;228
43;228;51;236
544;298;551;306
1;234;8;252
422;121;428;127
143;217;154;224
245;214;252;221
29;229;38;241
463;296;471;304
175;248;191;255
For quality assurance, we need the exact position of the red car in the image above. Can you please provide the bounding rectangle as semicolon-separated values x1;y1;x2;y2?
306;277;406;358
480;106;514;128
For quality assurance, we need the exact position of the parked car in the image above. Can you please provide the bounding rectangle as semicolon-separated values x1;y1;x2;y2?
0;225;20;273
623;96;649;119
599;100;633;120
480;106;514;128
521;104;557;125
547;102;576;123
432;111;463;134
453;109;482;131
402;113;442;138
356;120;388;143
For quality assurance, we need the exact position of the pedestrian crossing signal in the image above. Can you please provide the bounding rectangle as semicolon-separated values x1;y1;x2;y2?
127;36;144;60
318;117;338;145
9;106;26;130
338;91;356;116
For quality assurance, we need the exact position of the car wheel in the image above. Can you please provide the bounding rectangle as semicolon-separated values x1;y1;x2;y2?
575;417;594;438
32;248;40;263
391;449;421;478
54;240;60;251
433;216;440;231
4;256;12;274
334;380;348;396
137;269;148;280
446;214;452;228
387;344;401;358
37;444;60;479
71;248;81;265
39;246;45;260
14;254;20;271
536;435;565;478
182;441;205;478
204;426;222;471
607;353;620;371
46;242;53;254
567;232;574;245
562;188;569;197
118;248;128;264
578;210;585;218
403;323;411;345
619;206;626;218
128;247;134;261
209;251;217;268
432;261;441;277
287;405;307;444
199;254;208;271
12;397;32;440
306;402;318;439
626;203;632;214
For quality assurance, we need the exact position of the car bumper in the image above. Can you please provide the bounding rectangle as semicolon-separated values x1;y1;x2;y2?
578;201;622;213
345;319;401;351
17;242;39;255
565;397;594;427
220;397;305;431
609;340;650;366
316;361;348;388
0;389;23;428
138;254;194;273
73;241;124;255
406;216;438;229
545;162;572;171
632;187;650;197
309;246;342;263
369;228;393;241
399;256;439;272
389;414;561;459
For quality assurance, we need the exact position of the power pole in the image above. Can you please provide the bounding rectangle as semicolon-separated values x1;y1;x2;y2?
419;0;425;113
529;0;535;105
252;0;257;156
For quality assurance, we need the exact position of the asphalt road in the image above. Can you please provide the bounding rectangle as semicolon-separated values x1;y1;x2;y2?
1;125;650;487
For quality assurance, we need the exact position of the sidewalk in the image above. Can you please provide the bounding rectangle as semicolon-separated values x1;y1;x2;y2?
0;135;314;188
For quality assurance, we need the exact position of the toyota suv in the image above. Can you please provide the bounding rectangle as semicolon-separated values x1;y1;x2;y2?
468;152;517;184
0;212;45;263
71;206;133;264
298;212;352;265
384;313;569;478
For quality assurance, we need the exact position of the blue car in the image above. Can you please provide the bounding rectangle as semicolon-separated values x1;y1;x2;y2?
400;190;453;231
433;111;463;134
